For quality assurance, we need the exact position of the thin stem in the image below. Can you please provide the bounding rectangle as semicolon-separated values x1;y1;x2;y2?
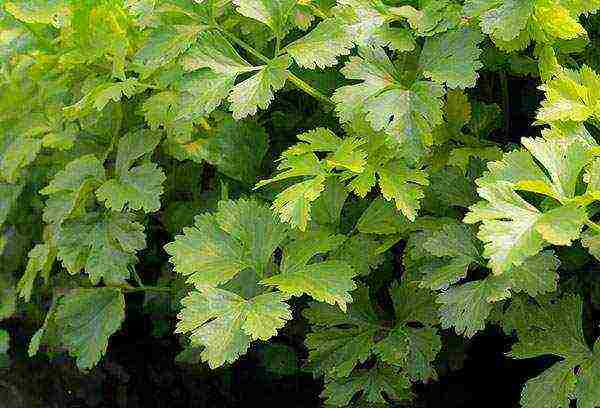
275;36;281;57
132;269;144;288
215;26;270;64
307;3;330;19
139;82;164;91
122;285;172;294
499;71;510;141
214;26;334;106
287;73;334;106
587;219;600;234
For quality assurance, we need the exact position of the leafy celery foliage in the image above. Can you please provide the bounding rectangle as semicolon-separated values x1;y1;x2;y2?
1;0;600;406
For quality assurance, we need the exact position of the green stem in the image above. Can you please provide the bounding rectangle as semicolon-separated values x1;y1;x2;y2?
587;219;600;234
287;73;334;106
275;36;281;57
122;285;172;294
307;3;330;19
499;71;510;141
214;26;334;106
132;269;144;288
215;26;270;64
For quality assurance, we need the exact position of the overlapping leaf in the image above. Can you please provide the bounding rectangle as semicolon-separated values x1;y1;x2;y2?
40;155;106;225
303;281;440;406
404;221;561;337
255;128;367;230
182;31;290;119
465;125;598;274
176;286;292;368
464;0;600;50
261;230;358;311
333;45;444;151
96;130;165;213
499;294;600;408
165;198;288;287
56;212;146;285
537;65;600;125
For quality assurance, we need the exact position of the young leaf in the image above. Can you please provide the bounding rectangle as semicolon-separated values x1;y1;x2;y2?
465;125;598;274
537;65;600;125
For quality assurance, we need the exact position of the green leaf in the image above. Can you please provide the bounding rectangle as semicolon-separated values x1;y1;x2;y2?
64;79;143;119
57;212;146;285
419;27;484;89
333;46;444;149
229;56;290;119
333;0;417;50
262;230;358;310
175;70;238;122
575;340;600;408
356;198;411;235
537;66;600;125
521;360;577;408
378;164;429;221
18;243;56;302
377;280;440;380
232;0;297;38
182;31;253;75
165;198;287;287
500;294;594;408
41;155;106;225
0;137;42;183
498;251;560;297
321;364;412;407
255;129;361;230
0;329;9;368
0;182;23;226
4;0;70;28
582;229;600;261
302;286;381;378
438;278;511;337
133;24;207;77
176;287;292;368
96;130;165;213
465;0;597;51
466;0;534;43
465;125;597;273
96;163;165;213
55;288;125;370
191;117;269;184
0;272;16;320
331;234;386;276
262;260;358;311
285;18;353;69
